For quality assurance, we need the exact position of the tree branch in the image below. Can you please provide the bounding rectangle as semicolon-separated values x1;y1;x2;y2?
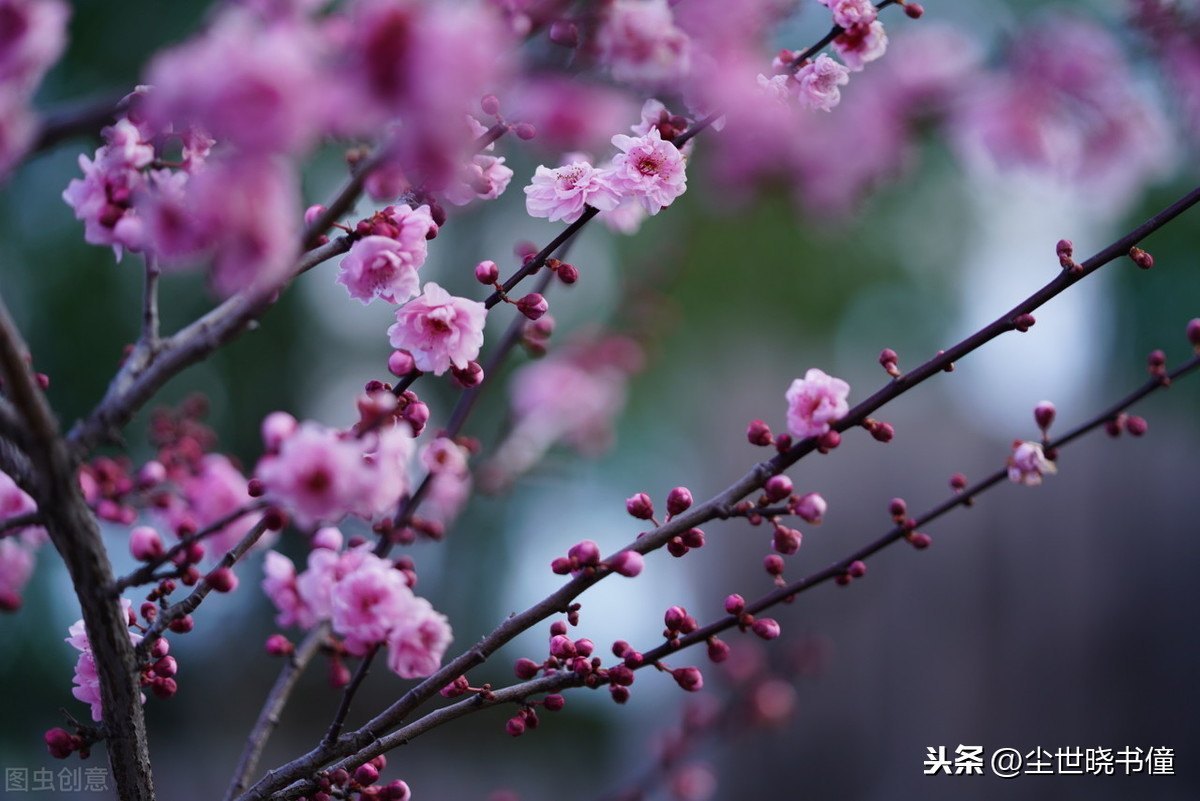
0;293;156;801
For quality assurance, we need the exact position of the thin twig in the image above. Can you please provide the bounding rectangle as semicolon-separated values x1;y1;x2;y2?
272;352;1200;797
135;517;270;660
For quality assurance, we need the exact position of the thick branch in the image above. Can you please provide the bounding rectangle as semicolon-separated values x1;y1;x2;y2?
0;295;155;801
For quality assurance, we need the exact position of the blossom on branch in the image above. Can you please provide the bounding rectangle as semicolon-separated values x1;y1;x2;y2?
524;160;621;223
387;283;487;375
1007;441;1057;487
785;369;851;439
608;128;688;215
794;54;851;112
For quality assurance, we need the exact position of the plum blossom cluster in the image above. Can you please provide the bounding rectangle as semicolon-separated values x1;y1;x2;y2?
524;125;688;224
262;537;452;678
254;413;415;529
0;0;69;175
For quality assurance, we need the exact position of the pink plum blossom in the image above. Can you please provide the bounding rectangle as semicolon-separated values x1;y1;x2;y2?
0;539;35;611
524;160;621;223
330;553;412;654
359;425;415;520
819;0;877;30
596;0;691;87
795;55;850;111
62;120;157;259
385;598;453;678
178;454;261;557
607;129;687;215
834;21;888;71
0;0;69;90
1008;441;1057;487
66;599;143;721
262;551;310;628
387;283;487;375
255;422;374;527
785;369;850;439
336;236;422;305
143;11;327;155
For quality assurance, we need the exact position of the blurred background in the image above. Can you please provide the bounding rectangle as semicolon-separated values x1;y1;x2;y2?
1;0;1198;800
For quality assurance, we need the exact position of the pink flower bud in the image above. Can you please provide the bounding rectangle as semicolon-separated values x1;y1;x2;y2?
169;615;194;634
848;560;867;578
329;659;351;688
388;350;417;377
265;634;294;656
311;527;343;551
746;419;773;446
724;594;745;615
610;549;644;577
517;292;549;320
150;637;169;658
153;655;178;677
1034;400;1056;430
681;528;704;549
475;260;499;284
543;693;566;711
549;634;576;659
1013;313;1036;332
1125;415;1148;436
514;658;540;679
44;728;77;759
550;557;572;575
553;262;579;285
480;94;501;116
549;19;579;47
151;677;178;699
1187;318;1200;348
793;492;826;524
763;475;792;503
949;472;968;492
451;361;485;388
869;421;895;443
207;567;238;593
513;122;536;140
706;638;730;663
625;492;654;520
772;526;801;555
909;531;932;549
506;716;526;736
575;638;595;657
247;478;265;497
304;205;326;227
904;2;924;18
666;487;693;516
1129;246;1154;270
610;685;631;704
816;430;841;452
672;666;704;692
763;554;784;576
664;605;688;631
355;763;380;786
752;618;781;640
130;526;165;562
261;411;298;453
568;539;601;566
138;460;167;487
888;497;907;518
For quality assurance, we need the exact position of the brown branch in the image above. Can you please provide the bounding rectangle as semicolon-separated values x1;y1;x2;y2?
223;625;330;801
0;294;156;801
135;517;270;660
